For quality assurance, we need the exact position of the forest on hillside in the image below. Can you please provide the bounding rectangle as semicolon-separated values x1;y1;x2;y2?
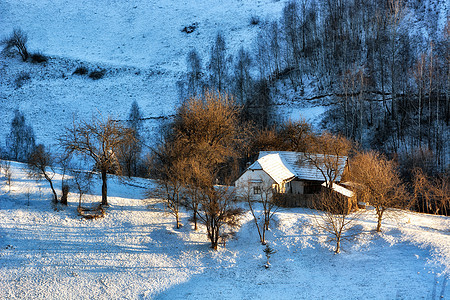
178;0;449;175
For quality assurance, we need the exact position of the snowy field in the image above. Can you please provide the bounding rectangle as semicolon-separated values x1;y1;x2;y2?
0;0;291;149
0;162;448;299
1;1;449;297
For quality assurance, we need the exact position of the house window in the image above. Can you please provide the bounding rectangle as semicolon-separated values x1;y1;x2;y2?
253;186;262;194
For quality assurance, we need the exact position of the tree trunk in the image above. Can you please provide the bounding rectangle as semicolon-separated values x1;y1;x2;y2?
175;212;181;229
61;185;69;205
376;208;383;232
261;225;266;245
376;216;383;232
44;173;58;204
335;236;341;254
211;226;219;251
101;169;108;206
193;209;198;231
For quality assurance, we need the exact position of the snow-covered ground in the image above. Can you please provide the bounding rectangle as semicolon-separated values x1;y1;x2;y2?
1;1;449;297
0;0;290;149
0;162;448;299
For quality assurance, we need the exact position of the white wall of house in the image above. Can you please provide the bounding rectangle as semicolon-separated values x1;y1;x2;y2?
235;169;277;201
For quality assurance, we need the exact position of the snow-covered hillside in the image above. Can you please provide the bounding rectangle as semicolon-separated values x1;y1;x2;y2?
1;0;447;151
0;162;448;299
0;0;289;149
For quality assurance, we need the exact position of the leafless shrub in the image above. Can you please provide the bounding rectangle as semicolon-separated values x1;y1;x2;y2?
70;168;93;208
77;205;105;219
412;169;449;216
89;70;105;80
250;15;260;26
73;66;88;76
1;28;29;61
30;52;47;64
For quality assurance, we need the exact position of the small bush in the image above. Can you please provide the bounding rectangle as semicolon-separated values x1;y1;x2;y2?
250;15;260;26
30;52;48;64
73;66;88;76
181;22;198;34
89;69;105;80
14;72;31;88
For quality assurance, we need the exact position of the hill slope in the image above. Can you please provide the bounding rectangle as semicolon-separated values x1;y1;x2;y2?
0;162;449;299
0;0;289;149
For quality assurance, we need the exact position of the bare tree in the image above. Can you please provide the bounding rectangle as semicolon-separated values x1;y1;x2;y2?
313;190;361;254
197;185;243;250
57;153;72;206
209;32;229;92
350;150;407;232
302;132;352;189
278;119;315;152
59;116;135;206
1;160;13;191
182;155;211;231
413;53;426;144
151;91;245;248
119;100;143;177
1;28;29;61
243;79;273;129
173;91;243;173
6;109;36;162
187;49;203;97
70;167;93;208
148;137;187;229
233;47;253;105
412;168;449;216
282;0;302;90
238;179;278;245
27;144;58;204
387;0;406;123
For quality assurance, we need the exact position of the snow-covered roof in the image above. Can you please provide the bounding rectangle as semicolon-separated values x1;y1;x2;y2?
248;151;347;184
247;153;295;185
321;182;354;198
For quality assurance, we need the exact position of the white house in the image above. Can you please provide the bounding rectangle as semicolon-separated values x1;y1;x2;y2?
235;151;354;204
